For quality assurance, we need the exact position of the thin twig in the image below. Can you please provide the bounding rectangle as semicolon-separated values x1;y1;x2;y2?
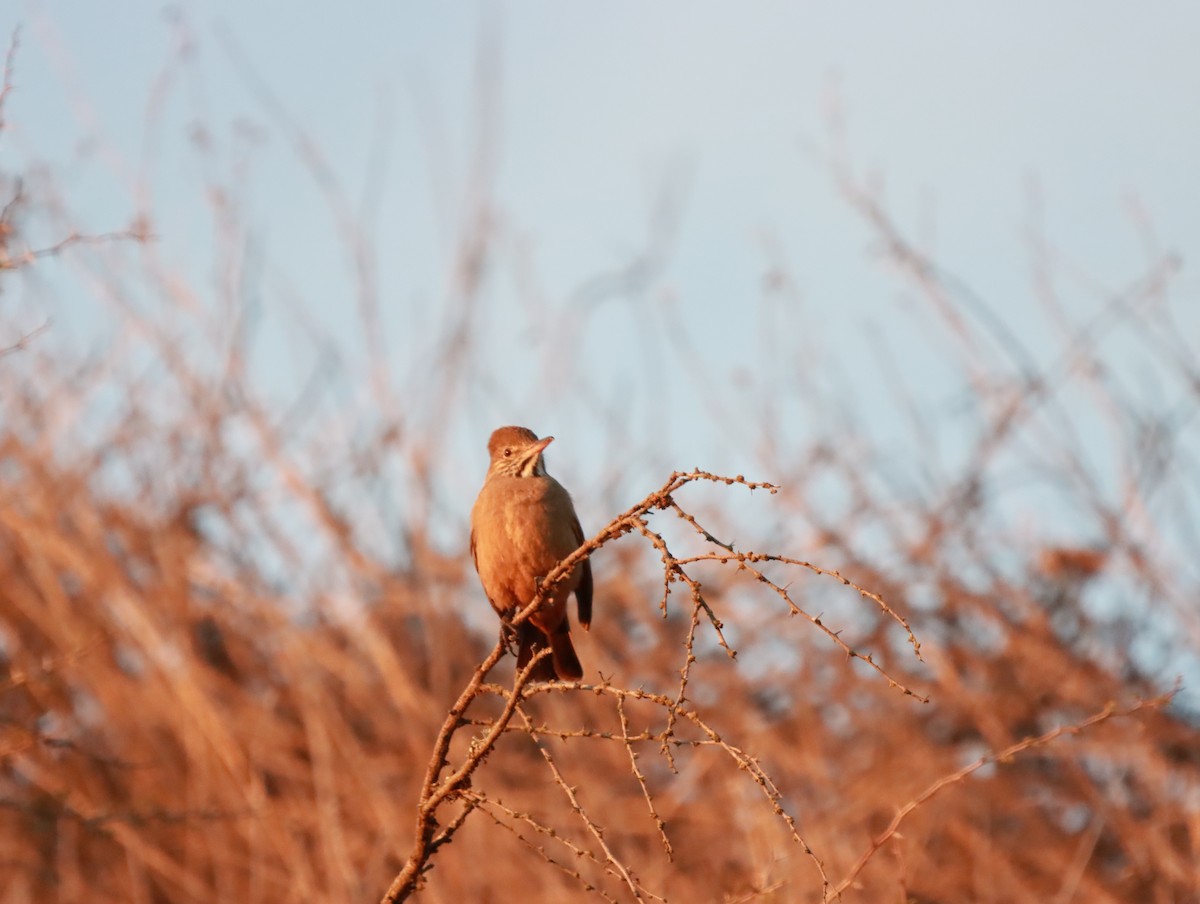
0;227;152;271
0;319;51;358
616;695;673;859
0;26;18;134
516;702;662;903
463;792;621;902
827;692;1175;900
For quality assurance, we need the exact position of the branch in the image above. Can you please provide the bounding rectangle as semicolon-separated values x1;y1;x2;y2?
380;642;551;902
380;468;919;901
0;226;153;271
0;318;50;358
0;26;18;135
827;691;1175;900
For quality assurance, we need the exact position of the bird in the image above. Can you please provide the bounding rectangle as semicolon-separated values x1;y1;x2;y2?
470;426;592;681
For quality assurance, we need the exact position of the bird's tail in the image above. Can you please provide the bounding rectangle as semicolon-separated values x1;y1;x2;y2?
548;623;583;681
516;622;560;682
517;621;582;681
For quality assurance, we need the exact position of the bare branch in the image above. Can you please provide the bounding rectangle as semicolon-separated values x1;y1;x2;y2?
828;691;1177;900
0;318;50;358
0;26;18;135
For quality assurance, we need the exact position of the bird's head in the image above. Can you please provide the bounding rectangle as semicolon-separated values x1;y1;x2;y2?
486;425;553;478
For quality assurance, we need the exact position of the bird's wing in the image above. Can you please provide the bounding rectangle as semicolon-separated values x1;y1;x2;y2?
572;514;593;629
469;527;480;573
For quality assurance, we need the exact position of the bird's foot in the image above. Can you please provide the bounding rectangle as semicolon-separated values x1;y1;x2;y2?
498;616;519;656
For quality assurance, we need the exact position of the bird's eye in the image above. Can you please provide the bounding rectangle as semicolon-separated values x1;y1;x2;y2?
503;448;512;458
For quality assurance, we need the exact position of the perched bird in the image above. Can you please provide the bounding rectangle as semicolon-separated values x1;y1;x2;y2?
470;426;592;681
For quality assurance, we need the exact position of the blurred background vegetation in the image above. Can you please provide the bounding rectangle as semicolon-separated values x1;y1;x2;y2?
2;12;1199;903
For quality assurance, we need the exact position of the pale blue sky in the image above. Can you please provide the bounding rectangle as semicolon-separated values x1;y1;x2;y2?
3;4;1198;607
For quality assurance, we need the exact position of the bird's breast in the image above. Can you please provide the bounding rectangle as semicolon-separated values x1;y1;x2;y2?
472;476;581;596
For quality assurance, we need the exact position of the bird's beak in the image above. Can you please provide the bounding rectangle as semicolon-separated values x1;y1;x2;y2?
531;436;554;456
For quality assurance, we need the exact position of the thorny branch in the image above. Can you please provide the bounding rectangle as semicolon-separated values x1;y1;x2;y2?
382;468;908;901
515;702;656;903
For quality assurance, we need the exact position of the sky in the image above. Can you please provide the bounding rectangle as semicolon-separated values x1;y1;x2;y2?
3;1;1197;484
4;3;1196;435
2;3;1199;689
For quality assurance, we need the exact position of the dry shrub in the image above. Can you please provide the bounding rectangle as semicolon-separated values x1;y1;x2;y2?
2;36;1199;904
